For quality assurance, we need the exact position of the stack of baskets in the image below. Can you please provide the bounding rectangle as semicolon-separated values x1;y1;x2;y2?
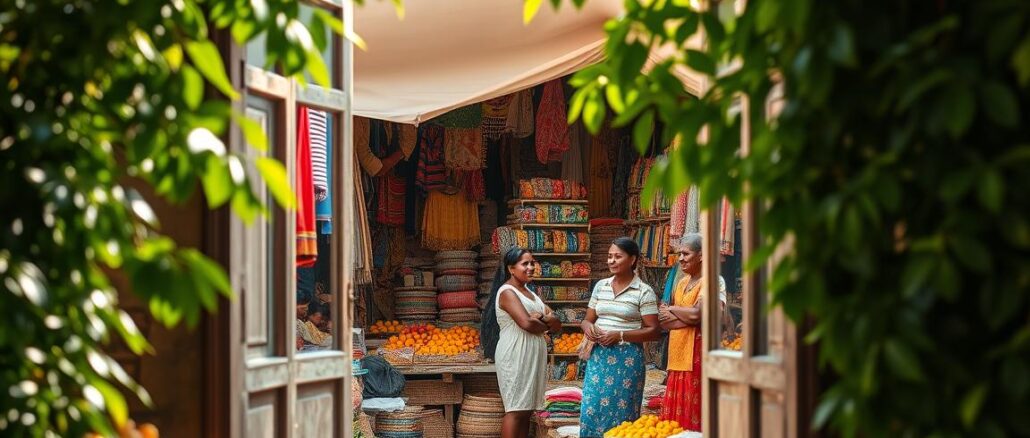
418;408;454;438
395;285;438;322
588;219;627;280
477;246;499;310
376;406;425;438
456;393;505;438
435;251;481;324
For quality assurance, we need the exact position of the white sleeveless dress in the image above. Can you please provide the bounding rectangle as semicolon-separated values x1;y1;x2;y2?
494;284;548;412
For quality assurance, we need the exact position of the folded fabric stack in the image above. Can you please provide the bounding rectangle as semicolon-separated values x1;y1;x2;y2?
642;383;667;416
539;386;583;419
534;261;591;279
477;246;499;310
589;218;627;279
536;286;591;301
548;360;587;381
435;251;481;323
491;227;590;254
513;205;589;224
518;178;588;200
631;223;673;267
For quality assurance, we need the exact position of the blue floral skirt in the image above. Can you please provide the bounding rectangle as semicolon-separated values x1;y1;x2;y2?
579;343;645;437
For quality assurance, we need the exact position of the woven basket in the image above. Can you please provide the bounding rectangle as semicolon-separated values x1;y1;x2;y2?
460;393;505;413
377;407;425;438
437;291;479;309
438;308;481;322
435;250;478;261
437;268;478;277
358;412;377;438
435;261;479;272
417;409;454;438
436;275;478;292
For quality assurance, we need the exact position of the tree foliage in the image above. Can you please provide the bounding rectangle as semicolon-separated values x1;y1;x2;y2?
555;0;1030;435
0;0;353;435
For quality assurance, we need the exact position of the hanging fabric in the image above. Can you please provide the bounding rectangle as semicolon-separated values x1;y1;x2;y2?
482;95;513;140
353;159;373;285
422;190;481;250
458;169;486;202
685;185;701;234
415;124;447;192
429;104;482;128
444;127;486;170
561;121;585;183
535;79;570;164
371;120;406;226
505;88;534;138
669;190;689;239
587;132;612;218
296;107;318;267
720;199;736;256
310;109;333;234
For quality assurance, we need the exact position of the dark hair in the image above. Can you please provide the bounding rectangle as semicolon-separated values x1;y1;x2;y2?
611;237;641;270
480;247;532;360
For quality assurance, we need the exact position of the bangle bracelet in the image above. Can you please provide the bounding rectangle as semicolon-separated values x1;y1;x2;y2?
619;330;626;345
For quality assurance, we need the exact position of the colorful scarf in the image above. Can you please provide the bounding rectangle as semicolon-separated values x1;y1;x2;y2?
296;107;318;267
482;95;513;140
505;89;534;138
415;124;447;192
430;104;482;128
444;127;485;170
535;79;570;163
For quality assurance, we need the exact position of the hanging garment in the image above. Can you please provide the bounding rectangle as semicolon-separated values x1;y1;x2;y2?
610;133;634;218
415;124;447;192
720;199;736;256
482;95;513;140
429;104;482;128
535;79;570;164
444;127;486;170
296;107;318;267
371;120;406;226
505;89;534;138
685;186;701;234
669;190;689;239
587;132;612;218
561;121;586;183
421;190;481;250
457;169;486;202
313;110;333;234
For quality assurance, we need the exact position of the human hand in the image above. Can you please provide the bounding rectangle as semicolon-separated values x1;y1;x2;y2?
529;312;544;320
597;330;621;346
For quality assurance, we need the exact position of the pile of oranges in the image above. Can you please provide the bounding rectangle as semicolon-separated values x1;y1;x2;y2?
382;323;481;356
721;334;742;351
551;332;584;354
604;415;684;438
369;320;405;335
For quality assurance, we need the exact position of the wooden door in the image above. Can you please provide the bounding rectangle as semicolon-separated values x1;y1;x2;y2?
231;1;356;437
701;89;801;438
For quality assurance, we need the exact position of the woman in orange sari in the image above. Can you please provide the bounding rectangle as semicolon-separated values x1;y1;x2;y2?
658;233;727;431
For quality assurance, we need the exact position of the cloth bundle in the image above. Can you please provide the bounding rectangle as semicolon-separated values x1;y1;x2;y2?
631;223;673;267
492;228;590;254
536;286;591;301
534;261;591;278
514;205;589;224
541;387;582;418
517;178;588;200
552;307;588;324
548;360;586;381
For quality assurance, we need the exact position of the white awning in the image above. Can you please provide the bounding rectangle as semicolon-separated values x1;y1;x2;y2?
353;0;703;125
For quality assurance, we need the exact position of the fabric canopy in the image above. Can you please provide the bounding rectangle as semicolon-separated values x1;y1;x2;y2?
353;0;703;125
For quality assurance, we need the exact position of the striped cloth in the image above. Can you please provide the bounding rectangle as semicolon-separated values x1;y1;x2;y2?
308;108;330;201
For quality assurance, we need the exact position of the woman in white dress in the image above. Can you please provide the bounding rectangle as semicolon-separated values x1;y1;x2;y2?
481;248;563;438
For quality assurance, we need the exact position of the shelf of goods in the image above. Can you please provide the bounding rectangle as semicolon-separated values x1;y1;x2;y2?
533;277;591;282
532;252;591;258
512;223;590;229
508;199;589;206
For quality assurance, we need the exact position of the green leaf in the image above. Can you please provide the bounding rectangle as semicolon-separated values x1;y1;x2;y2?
181;65;204;110
939;84;975;139
685;49;716;75
201;155;233;208
978;168;1005;213
256;157;296;209
632;110;655;154
234;111;268;152
182;249;231;296
1012;34;1030;86
92;379;128;428
949;235;992;273
960;384;988;427
582;90;606;134
979;81;1020;128
811;391;840;429
185;40;240;100
162;44;184;71
828;24;857;66
567;87;589;124
901;255;934;298
604;83;625;114
884;339;924;382
305;51;331;88
524;0;544;24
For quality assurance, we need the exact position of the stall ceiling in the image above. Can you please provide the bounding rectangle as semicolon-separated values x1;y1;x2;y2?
353;0;643;125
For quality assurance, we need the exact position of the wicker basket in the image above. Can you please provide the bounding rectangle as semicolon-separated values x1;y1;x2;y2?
460;393;505;413
435;250;478;261
438;308;481;323
437;291;479;309
459;375;500;395
436;275;478;292
376;407;425;438
437;268;478;277
358;412;377;438
418;409;454;438
435;261;479;272
403;380;464;406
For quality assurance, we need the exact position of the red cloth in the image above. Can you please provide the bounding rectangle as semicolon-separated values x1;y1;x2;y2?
661;330;702;431
296;107;318;267
589;218;626;227
376;173;406;226
534;79;569;164
545;395;582;403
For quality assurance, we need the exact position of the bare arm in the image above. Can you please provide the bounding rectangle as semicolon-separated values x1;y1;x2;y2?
668;300;702;325
499;290;549;334
619;314;662;343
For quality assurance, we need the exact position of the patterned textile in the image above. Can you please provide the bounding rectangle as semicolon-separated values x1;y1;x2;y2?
661;343;702;431
295;107;318;267
535;79;570;163
416;125;447;192
516;178;588;200
315;110;333;233
580;343;646;437
588;276;659;332
376;174;406;226
430;104;482;128
457;169;486;202
561;121;586;183
667;277;702;371
482;95;513;140
505;89;534;138
422;191;480;250
444;127;486;170
669;190;689;239
685;186;701;234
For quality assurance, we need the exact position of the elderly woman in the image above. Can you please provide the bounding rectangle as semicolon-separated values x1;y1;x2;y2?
579;237;662;437
658;233;728;431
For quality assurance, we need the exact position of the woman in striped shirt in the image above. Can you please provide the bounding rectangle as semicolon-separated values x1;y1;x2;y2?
579;237;662;437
